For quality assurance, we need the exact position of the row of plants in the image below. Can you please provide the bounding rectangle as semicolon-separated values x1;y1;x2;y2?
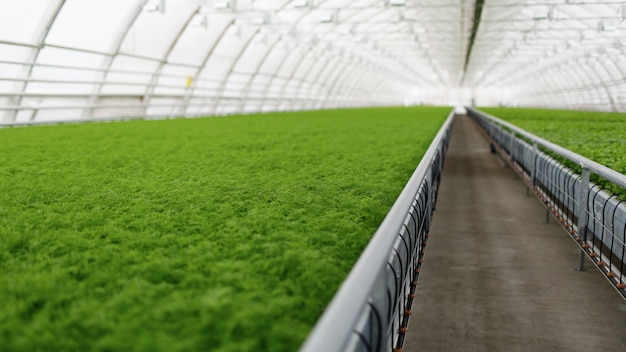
480;107;626;199
0;107;450;351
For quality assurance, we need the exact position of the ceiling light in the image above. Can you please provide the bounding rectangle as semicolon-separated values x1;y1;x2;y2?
214;1;231;10
191;14;208;28
319;14;334;23
293;0;309;8
143;0;165;13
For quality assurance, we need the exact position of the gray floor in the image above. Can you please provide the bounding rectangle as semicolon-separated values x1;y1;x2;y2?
404;115;626;352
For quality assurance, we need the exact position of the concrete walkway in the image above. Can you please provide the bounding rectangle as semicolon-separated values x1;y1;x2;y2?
404;115;626;352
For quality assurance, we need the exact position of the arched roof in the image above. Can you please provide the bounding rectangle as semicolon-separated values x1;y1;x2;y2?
0;0;625;123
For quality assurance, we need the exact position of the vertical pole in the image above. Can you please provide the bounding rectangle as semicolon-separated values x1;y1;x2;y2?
528;142;538;197
510;131;517;178
426;174;433;234
530;142;538;186
510;130;515;163
577;167;591;271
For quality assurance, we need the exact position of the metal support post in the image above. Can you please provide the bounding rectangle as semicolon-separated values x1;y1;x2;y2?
576;167;591;271
509;131;517;179
510;130;515;163
528;142;538;197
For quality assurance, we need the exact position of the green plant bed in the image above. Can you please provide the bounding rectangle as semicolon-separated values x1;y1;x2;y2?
0;107;449;352
479;107;626;198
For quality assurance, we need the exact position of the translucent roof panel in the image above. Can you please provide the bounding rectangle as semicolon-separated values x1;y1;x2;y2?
46;0;141;53
0;0;55;45
119;0;202;59
466;0;626;111
1;0;625;124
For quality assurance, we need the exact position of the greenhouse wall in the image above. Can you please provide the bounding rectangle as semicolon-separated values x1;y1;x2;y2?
2;1;624;125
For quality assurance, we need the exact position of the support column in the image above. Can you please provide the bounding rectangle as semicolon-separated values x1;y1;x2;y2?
577;167;591;271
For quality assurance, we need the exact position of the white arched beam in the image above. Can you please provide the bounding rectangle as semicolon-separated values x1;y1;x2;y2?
6;0;66;123
211;26;261;115
248;43;295;112
180;17;236;116
139;5;203;117
86;0;149;119
260;45;313;112
311;58;348;109
236;34;283;113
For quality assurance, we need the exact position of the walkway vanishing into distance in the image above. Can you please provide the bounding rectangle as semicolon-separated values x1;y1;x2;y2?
404;115;626;352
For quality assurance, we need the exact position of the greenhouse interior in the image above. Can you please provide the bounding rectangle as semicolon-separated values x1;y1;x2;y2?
1;1;626;352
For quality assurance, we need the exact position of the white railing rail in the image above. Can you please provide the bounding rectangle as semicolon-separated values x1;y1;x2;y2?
300;109;455;352
467;108;626;188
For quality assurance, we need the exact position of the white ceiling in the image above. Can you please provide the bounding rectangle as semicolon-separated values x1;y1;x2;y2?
0;0;625;123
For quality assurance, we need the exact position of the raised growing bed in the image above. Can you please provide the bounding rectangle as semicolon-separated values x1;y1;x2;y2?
479;107;626;198
0;106;450;351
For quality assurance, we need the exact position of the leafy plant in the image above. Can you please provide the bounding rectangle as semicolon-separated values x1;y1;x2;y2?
0;107;450;351
479;107;626;199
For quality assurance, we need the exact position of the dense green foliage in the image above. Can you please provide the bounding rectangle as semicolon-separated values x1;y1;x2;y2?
480;107;626;198
0;107;449;352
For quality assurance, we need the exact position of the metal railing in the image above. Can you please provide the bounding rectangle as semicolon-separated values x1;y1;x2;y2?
467;107;626;300
300;110;455;352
